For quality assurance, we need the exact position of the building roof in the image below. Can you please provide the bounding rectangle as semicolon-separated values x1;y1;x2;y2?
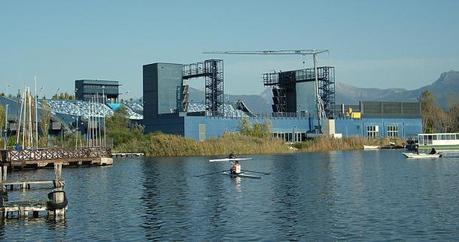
75;80;120;86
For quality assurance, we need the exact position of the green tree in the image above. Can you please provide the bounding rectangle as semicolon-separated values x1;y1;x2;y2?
106;106;142;147
238;117;251;136
238;117;272;138
420;90;440;133
39;100;51;147
419;90;459;133
448;105;459;132
0;105;5;131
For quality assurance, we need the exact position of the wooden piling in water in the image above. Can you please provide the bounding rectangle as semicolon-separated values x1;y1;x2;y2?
0;161;68;220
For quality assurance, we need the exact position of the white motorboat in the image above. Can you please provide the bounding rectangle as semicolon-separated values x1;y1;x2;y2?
363;145;380;150
402;152;442;159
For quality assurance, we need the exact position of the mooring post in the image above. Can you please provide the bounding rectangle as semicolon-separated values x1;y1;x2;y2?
2;165;7;181
0;165;4;219
50;162;66;219
54;163;63;188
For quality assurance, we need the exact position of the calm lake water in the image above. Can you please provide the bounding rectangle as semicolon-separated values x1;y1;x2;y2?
1;150;459;240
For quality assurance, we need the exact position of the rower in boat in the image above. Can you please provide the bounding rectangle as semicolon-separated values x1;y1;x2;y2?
229;153;241;174
429;147;437;154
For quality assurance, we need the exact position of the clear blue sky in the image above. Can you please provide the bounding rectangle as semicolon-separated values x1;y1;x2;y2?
1;0;458;98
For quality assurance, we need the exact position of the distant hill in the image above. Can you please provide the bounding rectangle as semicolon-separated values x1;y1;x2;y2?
336;71;459;109
180;70;459;113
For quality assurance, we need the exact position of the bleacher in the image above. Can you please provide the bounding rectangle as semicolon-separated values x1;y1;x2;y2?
48;100;142;120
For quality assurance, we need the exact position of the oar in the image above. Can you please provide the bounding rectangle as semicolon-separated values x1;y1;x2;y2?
194;170;227;177
241;169;271;175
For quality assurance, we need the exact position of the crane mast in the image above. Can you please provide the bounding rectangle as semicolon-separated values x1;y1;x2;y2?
203;49;329;133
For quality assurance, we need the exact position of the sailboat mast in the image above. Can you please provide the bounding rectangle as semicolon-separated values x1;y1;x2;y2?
16;89;24;145
35;77;39;148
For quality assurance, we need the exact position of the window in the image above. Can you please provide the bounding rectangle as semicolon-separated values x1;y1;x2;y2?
386;125;398;138
426;135;433;145
367;125;379;138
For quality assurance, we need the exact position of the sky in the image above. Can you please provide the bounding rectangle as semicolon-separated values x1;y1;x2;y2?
0;0;458;98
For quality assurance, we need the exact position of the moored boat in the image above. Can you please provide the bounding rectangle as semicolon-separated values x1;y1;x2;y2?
402;152;442;159
417;133;459;151
363;145;380;150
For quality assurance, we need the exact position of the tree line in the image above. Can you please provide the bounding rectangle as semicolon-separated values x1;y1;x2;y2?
420;90;459;133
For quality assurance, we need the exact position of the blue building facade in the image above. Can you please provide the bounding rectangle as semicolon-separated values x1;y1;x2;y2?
144;112;421;141
142;61;423;141
184;115;312;141
335;118;422;139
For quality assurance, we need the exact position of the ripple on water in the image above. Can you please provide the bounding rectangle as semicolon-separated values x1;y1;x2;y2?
1;153;459;240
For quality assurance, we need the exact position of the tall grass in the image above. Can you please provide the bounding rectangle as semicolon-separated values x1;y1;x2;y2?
113;132;291;157
293;136;404;152
113;132;406;157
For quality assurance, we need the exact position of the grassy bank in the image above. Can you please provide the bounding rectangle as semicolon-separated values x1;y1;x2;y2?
112;132;403;157
106;107;404;157
293;136;404;152
113;133;292;157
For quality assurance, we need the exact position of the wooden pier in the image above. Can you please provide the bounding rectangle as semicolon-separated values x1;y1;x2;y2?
0;163;67;220
0;147;113;169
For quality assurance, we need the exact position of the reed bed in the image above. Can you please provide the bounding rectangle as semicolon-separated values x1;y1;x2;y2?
113;133;291;157
113;133;405;157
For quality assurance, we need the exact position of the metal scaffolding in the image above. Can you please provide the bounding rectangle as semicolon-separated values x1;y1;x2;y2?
182;59;224;116
263;66;335;118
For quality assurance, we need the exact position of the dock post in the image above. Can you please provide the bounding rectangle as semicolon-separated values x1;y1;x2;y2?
2;166;7;182
54;163;62;186
49;162;66;220
0;165;7;218
0;166;4;219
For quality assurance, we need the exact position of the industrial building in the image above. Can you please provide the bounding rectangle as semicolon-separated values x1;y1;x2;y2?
75;80;120;103
142;53;422;141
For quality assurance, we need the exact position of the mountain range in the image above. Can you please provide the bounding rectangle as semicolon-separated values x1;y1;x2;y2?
189;70;459;113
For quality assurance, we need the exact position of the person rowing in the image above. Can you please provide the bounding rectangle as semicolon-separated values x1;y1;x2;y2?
229;153;241;174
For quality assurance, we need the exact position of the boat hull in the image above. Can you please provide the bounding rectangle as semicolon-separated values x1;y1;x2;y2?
402;152;441;159
222;172;261;179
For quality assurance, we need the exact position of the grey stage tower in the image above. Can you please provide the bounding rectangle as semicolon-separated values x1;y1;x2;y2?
263;66;335;118
143;63;183;117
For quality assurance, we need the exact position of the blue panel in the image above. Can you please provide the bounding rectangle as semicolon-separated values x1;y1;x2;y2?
184;116;311;140
108;103;121;110
335;118;422;139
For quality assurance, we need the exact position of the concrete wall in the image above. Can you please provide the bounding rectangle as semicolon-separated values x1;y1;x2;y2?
335;118;422;139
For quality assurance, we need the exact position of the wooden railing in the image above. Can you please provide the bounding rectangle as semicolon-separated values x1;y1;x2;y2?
0;147;111;163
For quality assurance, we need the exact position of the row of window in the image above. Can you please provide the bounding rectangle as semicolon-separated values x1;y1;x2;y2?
272;132;306;142
419;133;459;142
367;125;398;138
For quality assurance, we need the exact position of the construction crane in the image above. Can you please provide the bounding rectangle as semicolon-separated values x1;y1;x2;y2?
203;49;329;133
